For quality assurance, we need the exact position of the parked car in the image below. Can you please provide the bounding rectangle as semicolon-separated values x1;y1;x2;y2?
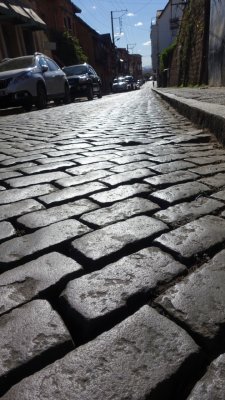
62;63;102;101
112;77;131;93
0;53;70;111
124;75;137;90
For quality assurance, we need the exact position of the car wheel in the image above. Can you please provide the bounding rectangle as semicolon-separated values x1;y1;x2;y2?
35;83;47;109
23;102;32;112
63;83;70;104
97;87;102;98
87;85;94;100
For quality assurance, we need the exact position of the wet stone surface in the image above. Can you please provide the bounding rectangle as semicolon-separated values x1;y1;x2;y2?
1;84;225;398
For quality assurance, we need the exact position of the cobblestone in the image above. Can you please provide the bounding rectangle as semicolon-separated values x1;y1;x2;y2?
0;219;91;264
155;249;225;346
1;84;225;398
80;196;159;227
155;215;225;262
1;306;200;400
72;215;168;263
0;252;82;315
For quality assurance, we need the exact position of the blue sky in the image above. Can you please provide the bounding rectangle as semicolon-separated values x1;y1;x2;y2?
72;0;168;67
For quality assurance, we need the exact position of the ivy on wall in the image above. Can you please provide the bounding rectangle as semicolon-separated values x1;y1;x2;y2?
51;30;88;66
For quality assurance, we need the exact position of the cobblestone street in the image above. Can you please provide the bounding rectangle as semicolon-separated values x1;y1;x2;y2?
1;82;225;399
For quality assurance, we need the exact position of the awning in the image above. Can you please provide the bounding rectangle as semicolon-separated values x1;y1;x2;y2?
0;0;46;30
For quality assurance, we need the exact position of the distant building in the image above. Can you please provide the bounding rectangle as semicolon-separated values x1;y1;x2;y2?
129;54;142;80
0;0;49;60
150;0;185;79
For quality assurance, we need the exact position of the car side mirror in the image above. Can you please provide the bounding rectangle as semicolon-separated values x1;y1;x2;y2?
41;65;48;72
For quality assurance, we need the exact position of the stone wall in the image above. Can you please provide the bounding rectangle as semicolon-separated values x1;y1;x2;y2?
169;0;210;86
209;0;225;86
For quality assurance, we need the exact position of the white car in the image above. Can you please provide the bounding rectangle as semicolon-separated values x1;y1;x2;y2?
0;53;70;111
112;77;131;93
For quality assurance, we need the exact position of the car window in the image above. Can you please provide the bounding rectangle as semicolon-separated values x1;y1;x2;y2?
0;56;34;72
88;67;96;75
38;57;48;69
45;58;60;71
63;65;87;76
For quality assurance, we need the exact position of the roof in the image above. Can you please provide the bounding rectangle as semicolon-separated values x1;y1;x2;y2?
0;0;46;30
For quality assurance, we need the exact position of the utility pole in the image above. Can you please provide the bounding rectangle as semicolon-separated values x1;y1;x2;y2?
110;9;127;46
110;9;128;78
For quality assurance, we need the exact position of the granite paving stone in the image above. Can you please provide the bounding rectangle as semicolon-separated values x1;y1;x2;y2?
0;299;73;381
60;247;186;332
19;161;75;174
0;252;82;315
149;160;196;174
187;354;225;400
0;171;22;180
189;163;225;176
65;161;115;175
0;219;91;264
154;215;225;262
90;183;151;204
38;182;107;205
109;160;156;173
1;154;47;166
109;154;149;164
72;215;168;262
6;171;69;188
0;222;16;241
199;173;225;188
144;170;199;187
99;168;154;187
56;170;112;188
150;181;210;205
0;199;45;221
1;306;200;400
0;186;6;191
154;196;224;226
80;197;160;227
185;155;225;165
17;199;98;229
211;189;225;201
155;249;225;345
0;184;56;205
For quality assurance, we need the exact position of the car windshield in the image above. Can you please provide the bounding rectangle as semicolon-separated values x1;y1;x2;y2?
63;65;87;76
0;56;35;72
113;78;126;83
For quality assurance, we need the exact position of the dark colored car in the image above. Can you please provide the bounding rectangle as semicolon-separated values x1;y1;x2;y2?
124;75;137;90
0;53;70;111
62;63;102;101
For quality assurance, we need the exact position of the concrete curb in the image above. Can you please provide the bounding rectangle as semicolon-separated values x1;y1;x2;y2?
152;88;225;145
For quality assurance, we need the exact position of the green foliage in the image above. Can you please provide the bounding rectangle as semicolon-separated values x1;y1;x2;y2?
159;40;177;72
52;30;88;65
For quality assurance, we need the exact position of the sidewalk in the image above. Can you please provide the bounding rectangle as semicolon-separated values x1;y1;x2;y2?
153;87;225;145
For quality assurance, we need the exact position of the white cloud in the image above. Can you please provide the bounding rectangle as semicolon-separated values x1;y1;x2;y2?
127;12;134;17
143;40;151;46
134;22;143;27
92;5;96;9
114;32;124;38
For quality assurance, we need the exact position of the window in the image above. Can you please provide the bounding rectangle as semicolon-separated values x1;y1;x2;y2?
46;58;59;71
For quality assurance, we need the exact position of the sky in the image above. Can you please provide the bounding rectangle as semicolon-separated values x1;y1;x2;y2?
72;0;168;67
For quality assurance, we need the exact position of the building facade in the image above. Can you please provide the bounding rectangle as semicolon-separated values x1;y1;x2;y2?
150;0;185;80
0;0;50;61
209;0;225;86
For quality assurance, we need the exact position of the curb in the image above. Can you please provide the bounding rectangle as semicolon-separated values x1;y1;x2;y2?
152;88;225;145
